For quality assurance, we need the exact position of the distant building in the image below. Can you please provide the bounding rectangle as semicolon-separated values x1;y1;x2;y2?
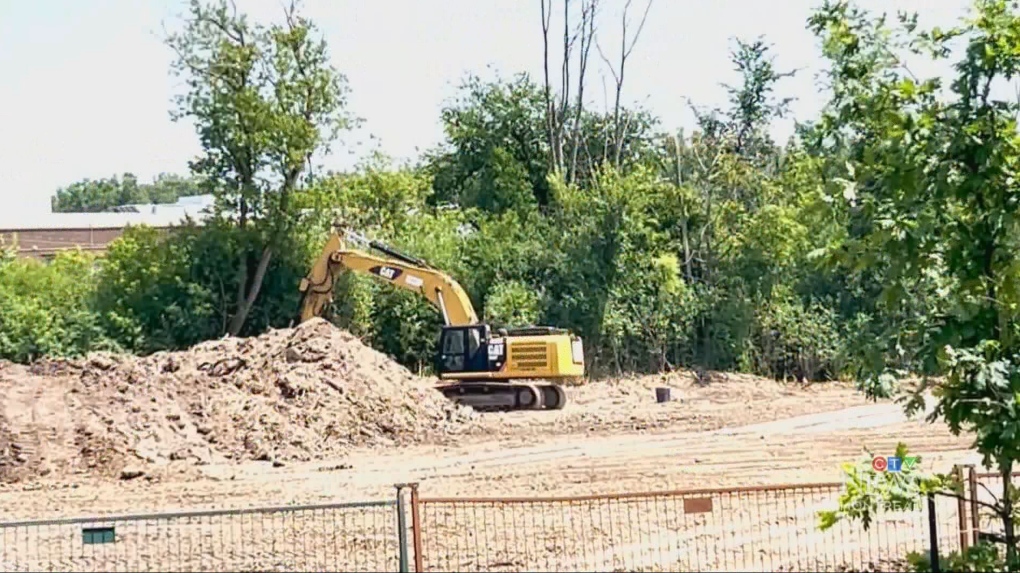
107;193;215;215
0;195;214;260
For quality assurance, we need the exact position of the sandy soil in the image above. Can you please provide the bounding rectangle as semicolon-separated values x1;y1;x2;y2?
0;372;976;518
0;321;981;572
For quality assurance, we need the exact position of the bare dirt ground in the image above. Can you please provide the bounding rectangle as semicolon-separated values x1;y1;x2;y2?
0;372;975;518
0;320;980;571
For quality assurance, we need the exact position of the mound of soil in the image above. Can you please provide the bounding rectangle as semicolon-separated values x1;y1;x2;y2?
0;319;475;483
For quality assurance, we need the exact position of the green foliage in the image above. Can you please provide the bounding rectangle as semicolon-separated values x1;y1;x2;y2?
93;223;311;353
483;280;543;328
805;1;1020;564
933;342;1020;471
600;251;700;373
906;542;1009;573
51;173;203;213
0;251;115;362
427;71;662;210
427;72;549;211
741;287;844;381
296;152;432;236
817;443;947;532
807;0;1020;396
909;538;1011;570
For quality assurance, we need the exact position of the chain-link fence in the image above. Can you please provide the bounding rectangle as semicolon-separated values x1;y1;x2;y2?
969;467;1020;552
0;477;977;572
0;496;409;572
412;483;962;572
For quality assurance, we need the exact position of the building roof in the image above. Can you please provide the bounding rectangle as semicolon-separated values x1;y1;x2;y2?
110;193;215;214
0;211;201;231
0;195;214;231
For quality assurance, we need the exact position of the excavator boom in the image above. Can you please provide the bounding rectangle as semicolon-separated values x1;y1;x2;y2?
299;225;478;326
298;223;584;412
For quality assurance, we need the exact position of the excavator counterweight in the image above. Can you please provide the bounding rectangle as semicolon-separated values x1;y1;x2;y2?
298;223;585;412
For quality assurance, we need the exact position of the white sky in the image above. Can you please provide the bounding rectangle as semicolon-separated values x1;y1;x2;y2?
0;0;971;217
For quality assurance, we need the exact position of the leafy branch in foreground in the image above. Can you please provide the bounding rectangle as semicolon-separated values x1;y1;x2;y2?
807;0;1020;568
817;443;955;532
819;442;1020;571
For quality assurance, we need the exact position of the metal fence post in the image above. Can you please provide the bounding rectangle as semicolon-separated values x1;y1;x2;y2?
395;484;411;573
968;465;980;547
928;493;941;573
954;465;970;551
410;482;424;573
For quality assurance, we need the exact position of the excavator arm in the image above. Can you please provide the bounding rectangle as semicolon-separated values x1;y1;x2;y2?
298;224;479;326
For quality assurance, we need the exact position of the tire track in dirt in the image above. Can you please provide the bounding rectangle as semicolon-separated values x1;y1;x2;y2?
189;398;970;502
355;396;944;482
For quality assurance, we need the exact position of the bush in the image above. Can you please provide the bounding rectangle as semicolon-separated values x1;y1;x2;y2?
598;252;700;374
0;250;115;362
740;287;845;381
483;280;542;328
94;222;312;354
906;542;1008;572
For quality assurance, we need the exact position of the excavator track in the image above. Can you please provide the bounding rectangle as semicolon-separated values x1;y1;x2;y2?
436;381;568;412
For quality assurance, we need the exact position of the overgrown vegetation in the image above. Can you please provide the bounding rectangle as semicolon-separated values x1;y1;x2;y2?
0;0;968;385
10;0;1020;566
8;0;878;383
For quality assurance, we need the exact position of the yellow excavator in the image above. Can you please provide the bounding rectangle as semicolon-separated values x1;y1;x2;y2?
297;223;585;412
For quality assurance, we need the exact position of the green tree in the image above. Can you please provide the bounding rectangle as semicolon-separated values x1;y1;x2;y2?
297;152;433;237
426;72;662;214
0;250;114;362
165;0;354;336
94;222;313;353
50;173;203;212
808;0;1020;564
644;37;820;376
426;73;552;212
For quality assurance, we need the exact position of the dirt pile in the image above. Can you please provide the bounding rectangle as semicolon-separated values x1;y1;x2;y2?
0;319;475;483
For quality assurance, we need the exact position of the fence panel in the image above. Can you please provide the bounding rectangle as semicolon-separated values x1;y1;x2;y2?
970;469;1020;551
0;500;401;572
0;478;972;572
415;483;962;573
973;471;1003;542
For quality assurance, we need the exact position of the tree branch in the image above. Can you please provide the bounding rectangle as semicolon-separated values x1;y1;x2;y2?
568;0;599;182
540;0;559;172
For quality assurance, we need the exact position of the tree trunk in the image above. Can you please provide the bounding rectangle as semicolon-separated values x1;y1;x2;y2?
227;245;274;336
672;133;694;282
700;177;715;378
1004;460;1017;571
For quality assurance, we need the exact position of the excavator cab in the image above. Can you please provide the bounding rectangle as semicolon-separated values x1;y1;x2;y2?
434;322;571;411
437;324;495;374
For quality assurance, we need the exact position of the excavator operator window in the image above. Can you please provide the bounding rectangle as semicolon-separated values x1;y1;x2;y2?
442;330;465;355
467;327;482;356
441;329;466;371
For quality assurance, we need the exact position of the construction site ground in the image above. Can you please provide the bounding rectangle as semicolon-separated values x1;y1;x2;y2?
0;363;975;522
0;319;980;570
